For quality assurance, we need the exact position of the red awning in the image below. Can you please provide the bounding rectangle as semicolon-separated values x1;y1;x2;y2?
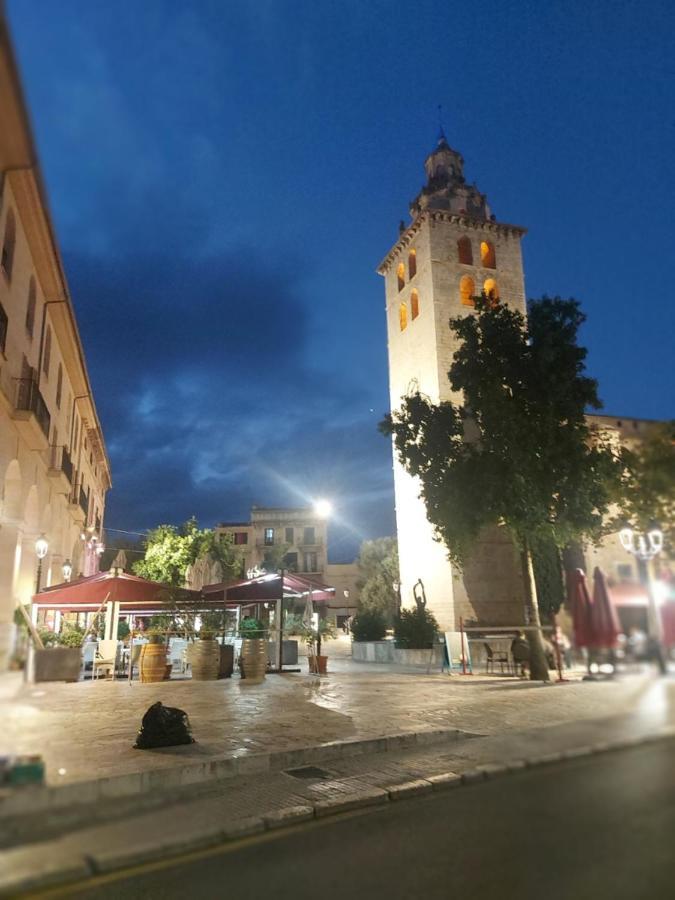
33;571;201;614
607;581;649;607
202;572;335;604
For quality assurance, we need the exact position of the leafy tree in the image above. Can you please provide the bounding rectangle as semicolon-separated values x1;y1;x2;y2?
356;537;399;624
351;609;387;642
394;604;439;649
133;518;239;587
615;421;675;559
261;543;291;573
381;295;622;681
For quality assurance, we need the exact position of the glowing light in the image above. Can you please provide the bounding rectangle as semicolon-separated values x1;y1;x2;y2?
35;535;48;560
314;499;332;519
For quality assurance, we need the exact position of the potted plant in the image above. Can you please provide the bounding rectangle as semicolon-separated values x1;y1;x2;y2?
140;628;169;683
304;619;337;675
239;617;266;684
350;609;394;663
190;626;220;680
34;626;83;682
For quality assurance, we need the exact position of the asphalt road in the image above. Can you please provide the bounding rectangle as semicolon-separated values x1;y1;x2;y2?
45;739;675;900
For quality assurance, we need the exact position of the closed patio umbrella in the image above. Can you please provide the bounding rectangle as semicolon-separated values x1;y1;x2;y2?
568;568;594;648
591;567;621;649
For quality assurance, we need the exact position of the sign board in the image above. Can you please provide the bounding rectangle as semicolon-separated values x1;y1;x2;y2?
445;631;472;673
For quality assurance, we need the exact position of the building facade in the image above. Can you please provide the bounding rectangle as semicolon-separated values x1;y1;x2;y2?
216;507;329;578
0;18;111;665
378;132;529;630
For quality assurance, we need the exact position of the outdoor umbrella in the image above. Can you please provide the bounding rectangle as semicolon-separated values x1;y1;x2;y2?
568;568;594;648
591;567;621;649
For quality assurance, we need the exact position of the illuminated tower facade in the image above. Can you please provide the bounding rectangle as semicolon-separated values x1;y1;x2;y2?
378;132;528;629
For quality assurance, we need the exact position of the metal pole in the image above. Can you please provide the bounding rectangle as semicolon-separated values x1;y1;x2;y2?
277;568;284;673
460;617;467;675
35;559;42;595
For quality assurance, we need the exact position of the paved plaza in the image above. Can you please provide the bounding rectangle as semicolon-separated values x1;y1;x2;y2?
1;642;669;788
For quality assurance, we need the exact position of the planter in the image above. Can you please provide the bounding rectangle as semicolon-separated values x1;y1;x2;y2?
393;646;444;667
140;644;168;683
190;639;220;681
218;643;234;679
33;647;81;682
240;638;266;684
267;640;299;667
308;654;328;675
351;640;394;663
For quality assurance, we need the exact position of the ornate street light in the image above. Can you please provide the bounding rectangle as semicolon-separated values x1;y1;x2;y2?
34;534;49;594
62;559;73;583
618;525;666;672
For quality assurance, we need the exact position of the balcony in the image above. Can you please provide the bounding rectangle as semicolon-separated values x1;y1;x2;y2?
11;377;50;450
47;445;73;494
68;482;87;524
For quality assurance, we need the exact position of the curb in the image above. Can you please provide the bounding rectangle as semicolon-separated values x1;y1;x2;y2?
0;727;474;820
1;726;674;897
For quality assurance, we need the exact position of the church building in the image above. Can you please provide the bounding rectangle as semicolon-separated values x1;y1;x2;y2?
377;132;529;630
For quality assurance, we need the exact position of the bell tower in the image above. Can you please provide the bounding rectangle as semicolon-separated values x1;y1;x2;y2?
378;131;528;630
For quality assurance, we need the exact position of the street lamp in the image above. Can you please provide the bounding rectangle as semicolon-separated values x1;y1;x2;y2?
62;559;73;583
619;525;666;673
34;534;49;594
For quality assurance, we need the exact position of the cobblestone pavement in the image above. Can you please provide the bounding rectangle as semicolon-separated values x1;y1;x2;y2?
1;644;668;788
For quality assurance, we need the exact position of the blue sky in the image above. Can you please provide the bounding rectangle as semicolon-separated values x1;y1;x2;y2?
7;0;675;561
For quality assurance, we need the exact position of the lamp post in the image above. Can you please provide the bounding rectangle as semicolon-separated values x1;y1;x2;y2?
34;534;49;594
62;559;72;583
393;580;402;615
619;526;666;673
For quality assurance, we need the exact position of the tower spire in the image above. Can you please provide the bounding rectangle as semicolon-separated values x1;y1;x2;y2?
437;104;448;147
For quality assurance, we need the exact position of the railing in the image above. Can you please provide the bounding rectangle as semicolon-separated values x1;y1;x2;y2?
14;377;50;438
49;445;73;484
79;485;89;516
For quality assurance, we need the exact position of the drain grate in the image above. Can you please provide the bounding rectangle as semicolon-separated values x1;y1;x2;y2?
285;765;333;780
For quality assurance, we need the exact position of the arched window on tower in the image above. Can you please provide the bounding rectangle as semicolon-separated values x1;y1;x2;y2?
408;249;417;279
411;290;420;320
459;275;475;307
480;240;496;268
397;262;405;292
483;278;500;303
457;236;473;265
25;276;36;338
399;302;408;331
1;209;16;281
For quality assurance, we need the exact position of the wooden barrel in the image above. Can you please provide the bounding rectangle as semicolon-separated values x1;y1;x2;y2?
140;644;167;683
240;638;266;684
191;640;220;680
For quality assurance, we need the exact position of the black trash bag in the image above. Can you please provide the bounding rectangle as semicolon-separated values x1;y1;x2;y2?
134;701;196;750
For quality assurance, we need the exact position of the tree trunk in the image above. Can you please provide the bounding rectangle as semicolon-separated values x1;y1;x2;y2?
520;541;551;682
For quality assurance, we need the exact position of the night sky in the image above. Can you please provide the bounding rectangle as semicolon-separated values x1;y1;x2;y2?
7;1;675;562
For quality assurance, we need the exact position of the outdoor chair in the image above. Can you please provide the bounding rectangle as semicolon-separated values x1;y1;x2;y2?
484;642;510;675
93;640;119;679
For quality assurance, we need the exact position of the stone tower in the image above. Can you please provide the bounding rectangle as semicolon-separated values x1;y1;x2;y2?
377;131;528;630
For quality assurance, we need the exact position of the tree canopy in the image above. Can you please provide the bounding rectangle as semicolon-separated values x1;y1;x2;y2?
133;517;239;586
356;537;399;623
381;295;623;679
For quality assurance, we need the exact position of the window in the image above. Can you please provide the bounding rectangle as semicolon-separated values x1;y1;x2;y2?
56;364;63;408
264;527;274;546
483;278;500;302
285;527;294;544
303;526;315;545
457;236;473;265
1;209;16;281
43;325;52;377
408;249;417;279
459;275;475;307
399;302;408;331
617;563;633;580
480;240;496;268
233;531;248;545
26;277;36;338
0;302;8;354
303;551;318;572
396;262;405;291
283;551;298;571
411;289;420;320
